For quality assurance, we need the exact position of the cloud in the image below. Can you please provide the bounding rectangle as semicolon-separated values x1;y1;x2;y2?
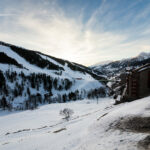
0;13;15;17
0;0;150;66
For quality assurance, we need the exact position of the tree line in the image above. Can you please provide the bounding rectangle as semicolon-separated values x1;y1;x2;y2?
0;70;107;111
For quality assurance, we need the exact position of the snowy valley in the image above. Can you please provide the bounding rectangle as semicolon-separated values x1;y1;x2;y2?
0;41;150;150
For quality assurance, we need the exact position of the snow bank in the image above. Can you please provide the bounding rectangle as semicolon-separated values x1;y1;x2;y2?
75;96;150;150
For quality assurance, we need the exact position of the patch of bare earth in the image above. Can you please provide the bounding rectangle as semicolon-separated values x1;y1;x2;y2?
112;116;150;133
109;116;150;149
137;136;150;150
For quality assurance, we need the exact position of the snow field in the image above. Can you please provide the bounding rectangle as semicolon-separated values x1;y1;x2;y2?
1;96;150;150
0;98;112;150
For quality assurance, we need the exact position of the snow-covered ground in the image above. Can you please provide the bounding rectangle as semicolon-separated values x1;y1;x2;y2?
0;96;150;150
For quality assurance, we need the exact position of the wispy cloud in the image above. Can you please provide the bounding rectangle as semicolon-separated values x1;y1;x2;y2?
0;0;150;66
0;13;16;17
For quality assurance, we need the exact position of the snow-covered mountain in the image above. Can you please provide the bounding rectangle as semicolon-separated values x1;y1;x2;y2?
91;52;150;77
0;41;108;110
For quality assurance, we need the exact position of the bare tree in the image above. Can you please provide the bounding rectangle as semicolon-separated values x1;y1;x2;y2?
60;108;74;121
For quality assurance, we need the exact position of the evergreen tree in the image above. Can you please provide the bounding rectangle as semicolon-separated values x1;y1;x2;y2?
1;96;8;110
27;87;31;96
0;71;5;89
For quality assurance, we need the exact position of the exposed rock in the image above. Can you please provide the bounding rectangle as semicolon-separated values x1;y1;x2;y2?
138;135;150;150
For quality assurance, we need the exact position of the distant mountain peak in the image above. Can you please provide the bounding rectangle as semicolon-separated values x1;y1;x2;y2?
91;60;113;67
137;52;150;59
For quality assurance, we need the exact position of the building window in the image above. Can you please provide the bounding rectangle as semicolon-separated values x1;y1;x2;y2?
148;71;150;88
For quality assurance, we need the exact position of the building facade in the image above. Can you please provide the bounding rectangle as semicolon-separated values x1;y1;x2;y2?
126;64;150;101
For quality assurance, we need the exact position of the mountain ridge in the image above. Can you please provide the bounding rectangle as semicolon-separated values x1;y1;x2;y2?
91;51;150;77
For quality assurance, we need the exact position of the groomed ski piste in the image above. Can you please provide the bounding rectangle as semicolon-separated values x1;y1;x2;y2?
1;96;150;150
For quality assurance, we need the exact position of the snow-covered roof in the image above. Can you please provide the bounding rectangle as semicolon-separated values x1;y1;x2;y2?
132;63;150;73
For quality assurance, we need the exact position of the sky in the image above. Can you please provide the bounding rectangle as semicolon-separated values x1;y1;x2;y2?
0;0;150;66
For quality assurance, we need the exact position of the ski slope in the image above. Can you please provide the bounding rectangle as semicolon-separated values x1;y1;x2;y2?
0;44;104;94
0;44;107;109
0;44;97;81
0;98;112;150
1;96;150;150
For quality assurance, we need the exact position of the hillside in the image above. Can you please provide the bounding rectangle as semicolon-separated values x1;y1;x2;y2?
0;41;108;110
